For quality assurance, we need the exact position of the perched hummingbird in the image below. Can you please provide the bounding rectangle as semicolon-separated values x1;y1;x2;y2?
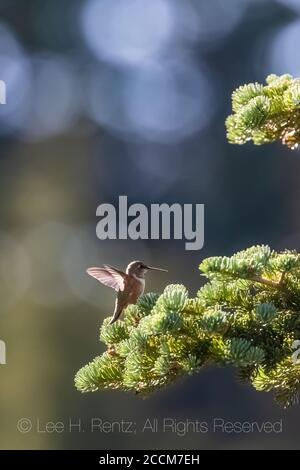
87;261;168;324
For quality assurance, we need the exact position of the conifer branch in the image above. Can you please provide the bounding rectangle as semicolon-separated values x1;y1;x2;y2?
75;245;300;408
226;74;300;149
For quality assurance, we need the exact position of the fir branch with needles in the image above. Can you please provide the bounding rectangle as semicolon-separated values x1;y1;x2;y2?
75;245;300;408
226;74;300;149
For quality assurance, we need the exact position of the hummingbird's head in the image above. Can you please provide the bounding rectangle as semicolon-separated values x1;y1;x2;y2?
126;261;168;278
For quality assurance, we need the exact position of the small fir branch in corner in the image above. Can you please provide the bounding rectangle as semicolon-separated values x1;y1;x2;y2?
226;74;300;149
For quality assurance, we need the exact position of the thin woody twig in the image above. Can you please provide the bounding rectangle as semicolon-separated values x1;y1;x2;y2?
279;271;287;286
249;275;283;290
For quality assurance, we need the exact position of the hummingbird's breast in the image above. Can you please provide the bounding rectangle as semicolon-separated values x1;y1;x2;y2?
125;275;145;303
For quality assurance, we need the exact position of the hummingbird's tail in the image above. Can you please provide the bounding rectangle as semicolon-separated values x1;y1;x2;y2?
109;300;124;324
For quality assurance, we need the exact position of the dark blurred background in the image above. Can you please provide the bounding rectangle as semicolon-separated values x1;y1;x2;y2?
1;0;300;450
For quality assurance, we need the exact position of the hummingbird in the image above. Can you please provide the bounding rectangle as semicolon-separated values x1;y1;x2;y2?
86;261;168;324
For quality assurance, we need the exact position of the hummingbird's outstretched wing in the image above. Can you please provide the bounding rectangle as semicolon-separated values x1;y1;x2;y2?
103;265;128;290
86;266;125;291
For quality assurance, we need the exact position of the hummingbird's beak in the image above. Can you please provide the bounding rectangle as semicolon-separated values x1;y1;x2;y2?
146;266;168;272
